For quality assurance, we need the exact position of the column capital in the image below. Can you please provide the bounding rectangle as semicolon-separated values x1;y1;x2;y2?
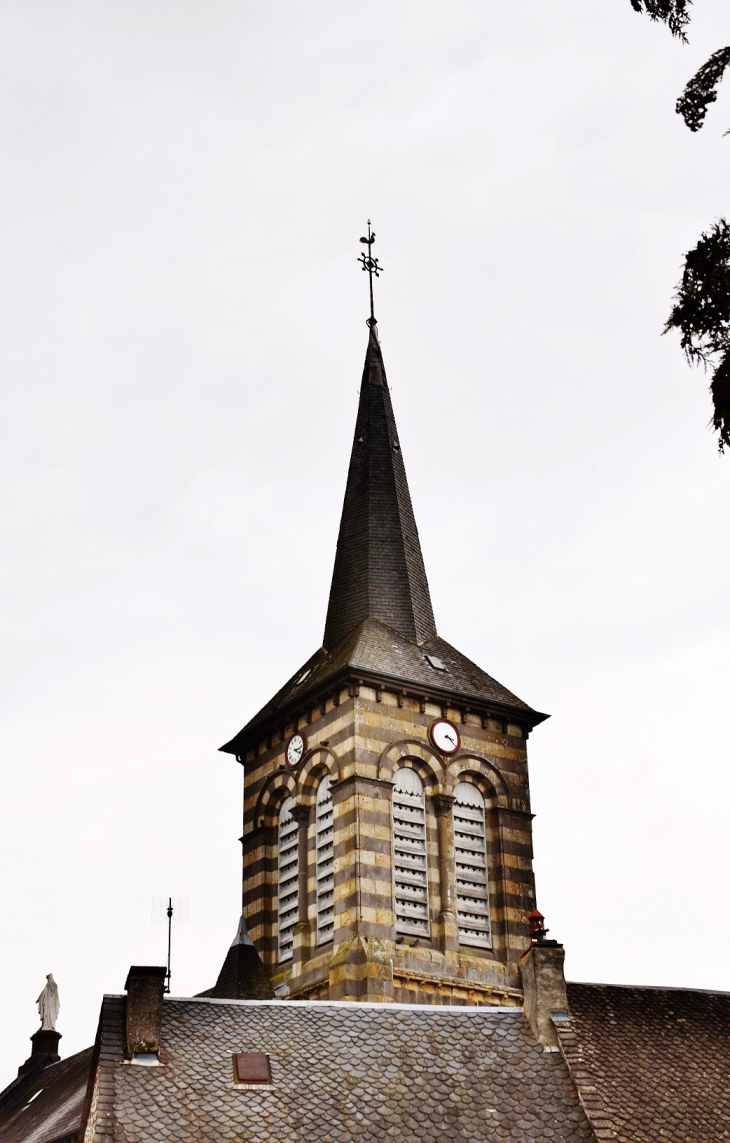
433;794;455;817
290;804;311;825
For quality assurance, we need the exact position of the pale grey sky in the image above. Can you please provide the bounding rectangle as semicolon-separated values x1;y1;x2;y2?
1;0;728;1080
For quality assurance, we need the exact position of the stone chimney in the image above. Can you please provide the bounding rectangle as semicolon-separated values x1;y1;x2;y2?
17;1028;61;1078
520;941;568;1051
124;966;166;1061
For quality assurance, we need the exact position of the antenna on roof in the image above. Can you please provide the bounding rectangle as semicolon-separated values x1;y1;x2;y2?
152;896;189;994
165;898;173;993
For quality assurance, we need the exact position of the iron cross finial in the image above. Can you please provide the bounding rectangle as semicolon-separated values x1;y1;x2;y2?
358;220;383;327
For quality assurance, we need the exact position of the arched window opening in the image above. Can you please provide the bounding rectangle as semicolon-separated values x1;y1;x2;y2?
316;776;335;945
453;782;491;948
277;797;299;962
392;768;430;937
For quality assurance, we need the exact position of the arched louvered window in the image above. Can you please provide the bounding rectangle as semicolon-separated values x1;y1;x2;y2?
277;797;299;962
315;776;335;945
453;782;491;948
392;768;430;937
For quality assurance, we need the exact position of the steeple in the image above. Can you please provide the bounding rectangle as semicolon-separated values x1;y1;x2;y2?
323;324;437;650
216;245;548;1010
220;230;546;756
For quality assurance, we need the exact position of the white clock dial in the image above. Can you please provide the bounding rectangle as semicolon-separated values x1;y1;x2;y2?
285;733;306;768
429;719;461;755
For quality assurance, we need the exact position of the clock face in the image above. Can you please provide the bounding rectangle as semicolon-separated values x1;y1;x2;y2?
428;719;461;755
285;732;306;768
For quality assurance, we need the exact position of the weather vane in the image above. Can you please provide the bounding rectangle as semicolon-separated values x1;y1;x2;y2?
358;220;383;327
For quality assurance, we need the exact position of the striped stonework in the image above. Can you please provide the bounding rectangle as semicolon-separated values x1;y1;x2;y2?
238;682;538;1006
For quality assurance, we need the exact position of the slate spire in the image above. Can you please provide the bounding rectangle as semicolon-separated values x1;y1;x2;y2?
208;915;274;1001
323;324;437;650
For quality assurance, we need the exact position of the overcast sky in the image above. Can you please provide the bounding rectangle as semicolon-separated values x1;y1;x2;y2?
1;0;729;1080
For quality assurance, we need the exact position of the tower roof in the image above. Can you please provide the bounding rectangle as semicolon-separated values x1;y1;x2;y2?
220;319;547;755
204;915;274;1001
220;616;542;754
323;325;436;650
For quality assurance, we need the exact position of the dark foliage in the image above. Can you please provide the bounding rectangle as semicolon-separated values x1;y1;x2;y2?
710;353;730;451
665;221;730;366
629;0;692;41
629;0;730;449
676;46;730;132
664;220;730;450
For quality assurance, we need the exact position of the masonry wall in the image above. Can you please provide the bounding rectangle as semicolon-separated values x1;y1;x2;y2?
240;683;536;1005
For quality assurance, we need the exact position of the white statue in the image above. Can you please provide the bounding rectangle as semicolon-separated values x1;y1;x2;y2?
36;974;60;1031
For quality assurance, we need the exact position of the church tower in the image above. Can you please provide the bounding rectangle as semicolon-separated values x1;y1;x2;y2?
220;273;547;1005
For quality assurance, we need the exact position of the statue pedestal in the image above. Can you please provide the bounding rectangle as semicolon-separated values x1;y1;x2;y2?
18;1028;61;1077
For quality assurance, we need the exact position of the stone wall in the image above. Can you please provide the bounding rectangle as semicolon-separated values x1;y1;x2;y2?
240;682;536;1005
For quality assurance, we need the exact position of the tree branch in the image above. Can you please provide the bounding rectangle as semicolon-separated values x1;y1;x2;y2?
676;46;730;132
710;351;730;452
629;0;692;42
664;220;730;451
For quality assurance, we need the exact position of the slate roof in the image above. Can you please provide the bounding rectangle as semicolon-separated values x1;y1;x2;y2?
559;983;730;1143
323;324;437;651
13;983;730;1142
221;324;547;753
204;915;274;1001
83;996;594;1143
0;1046;93;1143
221;617;547;752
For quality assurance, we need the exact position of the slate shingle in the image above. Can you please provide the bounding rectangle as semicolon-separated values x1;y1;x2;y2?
86;996;595;1143
0;1047;93;1143
220;327;547;755
324;324;436;652
561;983;730;1143
221;616;547;753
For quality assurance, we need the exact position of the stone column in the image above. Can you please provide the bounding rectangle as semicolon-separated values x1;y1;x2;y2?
328;773;395;1002
493;804;536;962
291;804;312;975
433;794;459;954
241;823;274;963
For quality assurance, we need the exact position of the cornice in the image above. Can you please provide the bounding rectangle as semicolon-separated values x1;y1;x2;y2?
223;664;548;761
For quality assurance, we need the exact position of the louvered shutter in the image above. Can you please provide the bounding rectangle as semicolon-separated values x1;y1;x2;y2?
392;768;430;937
453;782;491;948
277;797;299;962
315;776;335;945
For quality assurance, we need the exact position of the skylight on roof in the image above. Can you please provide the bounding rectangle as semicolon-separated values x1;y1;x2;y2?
294;668;312;686
426;654;448;671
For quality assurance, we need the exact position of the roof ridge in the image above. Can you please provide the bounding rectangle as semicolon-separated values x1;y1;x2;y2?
568;981;730;996
161;995;524;1011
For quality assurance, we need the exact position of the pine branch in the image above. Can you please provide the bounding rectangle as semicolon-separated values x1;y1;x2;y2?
676;46;730;132
710;351;730;452
665;220;730;451
629;0;692;42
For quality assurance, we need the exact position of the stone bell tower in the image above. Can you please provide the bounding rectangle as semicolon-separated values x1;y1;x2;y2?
219;317;548;1006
